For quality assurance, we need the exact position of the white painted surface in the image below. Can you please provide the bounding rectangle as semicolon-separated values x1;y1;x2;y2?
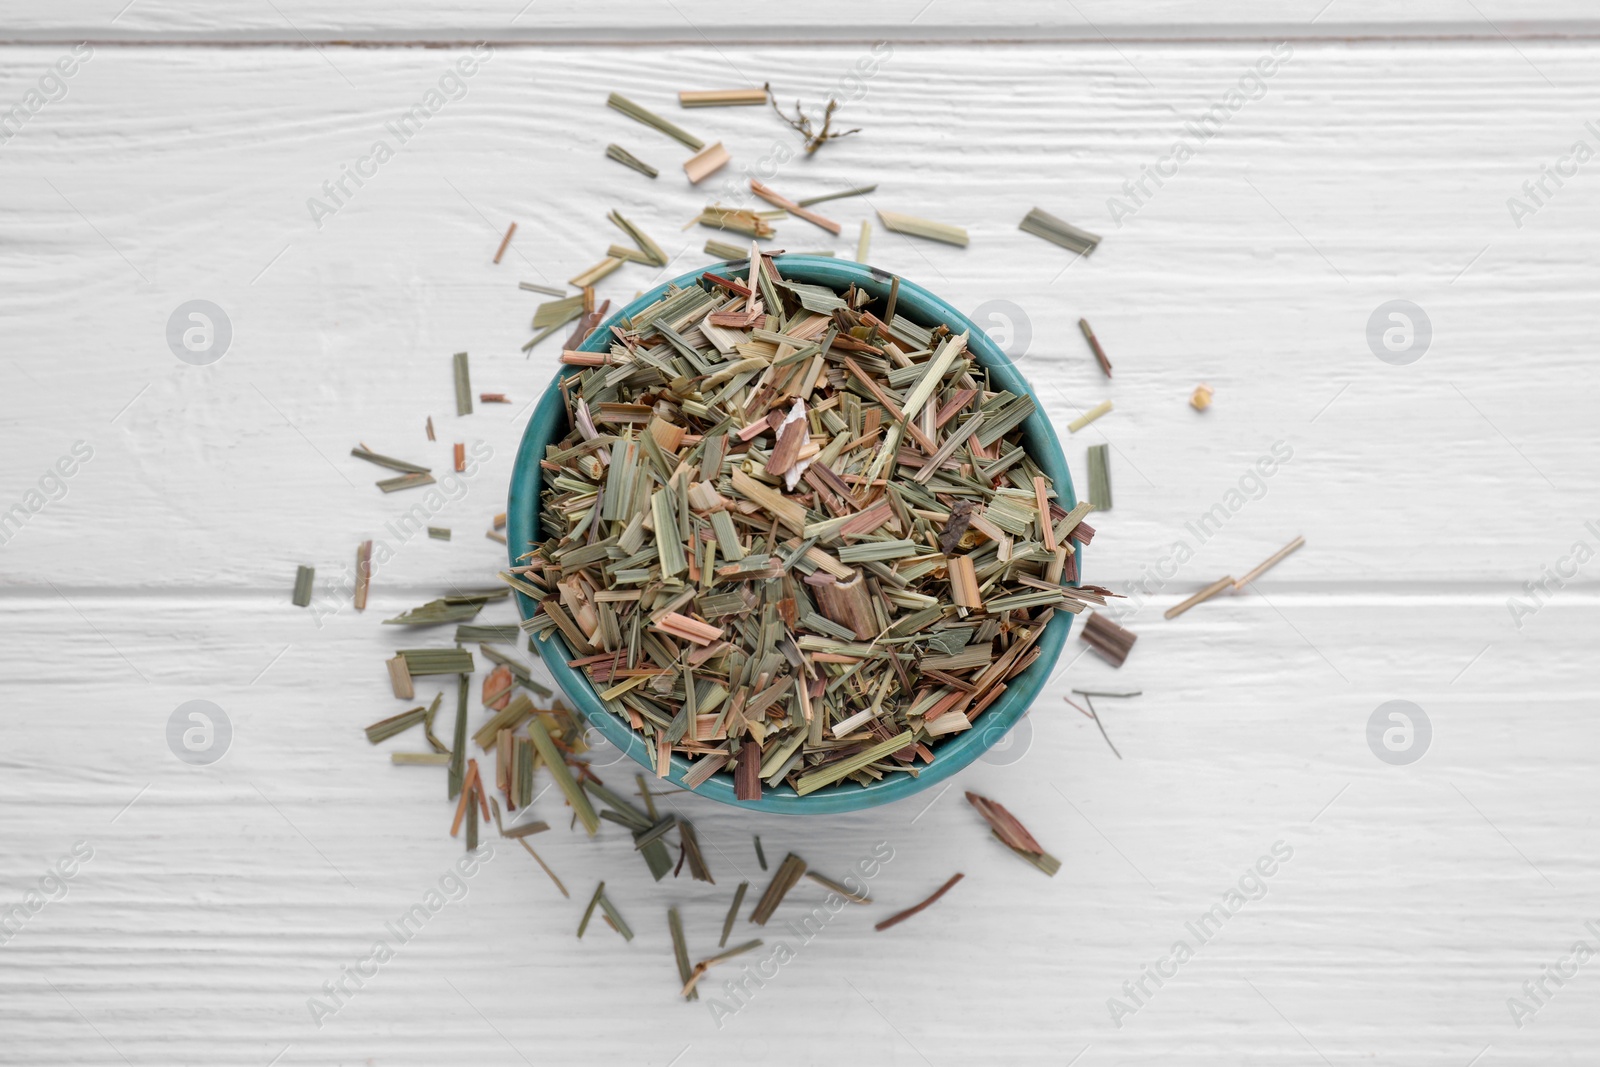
1;24;1597;1067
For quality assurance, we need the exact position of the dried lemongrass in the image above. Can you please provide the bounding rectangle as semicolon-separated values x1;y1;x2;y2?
1087;444;1111;511
1068;399;1113;433
966;792;1059;875
1077;318;1113;378
354;541;372;612
569;257;623;289
1235;535;1305;590
1081;611;1137;667
519;259;1088;798
875;872;963;932
350;446;429;474
494;221;517;265
1019;207;1102;255
704;238;746;260
605;143;658;179
292;565;314;607
680;88;767;108
607;92;704;150
449;351;472;416
1165;576;1235;620
750;179;842;235
876;209;968;247
684;142;731;185
749;853;807;925
520;280;567;297
799;184;877;208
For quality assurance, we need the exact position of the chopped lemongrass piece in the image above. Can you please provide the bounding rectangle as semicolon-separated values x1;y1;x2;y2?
452;352;471;416
1164;576;1233;620
493;221;516;264
1067;399;1113;433
679;88;768;107
855;219;871;262
1019;206;1101;255
750;179;842;235
605;142;658;178
292;565;314;607
607;92;704;150
1078;317;1113;377
1234;535;1306;590
684;142;731;184
1087;444;1111;511
876;209;968;247
875;872;964;932
798;183;877;207
569;257;623;289
519;280;566;297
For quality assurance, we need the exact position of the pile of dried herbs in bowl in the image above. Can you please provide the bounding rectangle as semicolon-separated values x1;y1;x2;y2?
506;252;1111;812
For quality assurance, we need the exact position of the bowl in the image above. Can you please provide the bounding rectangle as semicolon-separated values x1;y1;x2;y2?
508;255;1077;814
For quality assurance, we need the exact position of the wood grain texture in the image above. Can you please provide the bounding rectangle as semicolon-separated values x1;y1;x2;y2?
4;0;1600;43
1;32;1597;1067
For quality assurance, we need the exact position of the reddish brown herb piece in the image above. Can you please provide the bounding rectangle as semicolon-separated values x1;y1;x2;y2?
874;872;964;932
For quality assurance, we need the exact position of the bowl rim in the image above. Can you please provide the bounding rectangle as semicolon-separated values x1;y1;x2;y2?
507;254;1078;814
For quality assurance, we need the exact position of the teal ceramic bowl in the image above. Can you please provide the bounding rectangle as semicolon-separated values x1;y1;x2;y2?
508;255;1077;814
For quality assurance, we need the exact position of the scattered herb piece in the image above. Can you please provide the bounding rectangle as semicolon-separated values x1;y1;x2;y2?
1019;207;1102;255
766;82;860;155
452;352;472;416
1080;611;1137;667
578;881;605;938
605;143;659;178
398;648;475;675
703;238;746;260
965;792;1060;875
1234;535;1305;591
750;179;842;235
753;835;767;871
428;526;451;541
1067;399;1113;433
528;715;600;837
494;221;517;265
378;472;438;493
350;446;430;474
607;210;668;267
354;541;372;612
425;416;435;441
1087;444;1112;511
292;565;314;607
684;142;731;185
876;209;968;247
856;219;871;262
668;906;698;1000
480;393;509;404
520;280;568;297
384;591;504;626
447;674;468;798
366;705;426;744
386;654;414;699
454;443;466;473
749;853;807;925
518;838;568;897
682;939;762;996
1165;576;1234;620
391;752;451;765
719;881;750;947
680;88;767;107
608;92;704;149
569;257;623;289
805;869;872;903
875;872;964;932
1077;318;1113;378
798;184;878;208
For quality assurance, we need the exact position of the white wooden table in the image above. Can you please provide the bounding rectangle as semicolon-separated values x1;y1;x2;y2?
2;4;1597;1064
